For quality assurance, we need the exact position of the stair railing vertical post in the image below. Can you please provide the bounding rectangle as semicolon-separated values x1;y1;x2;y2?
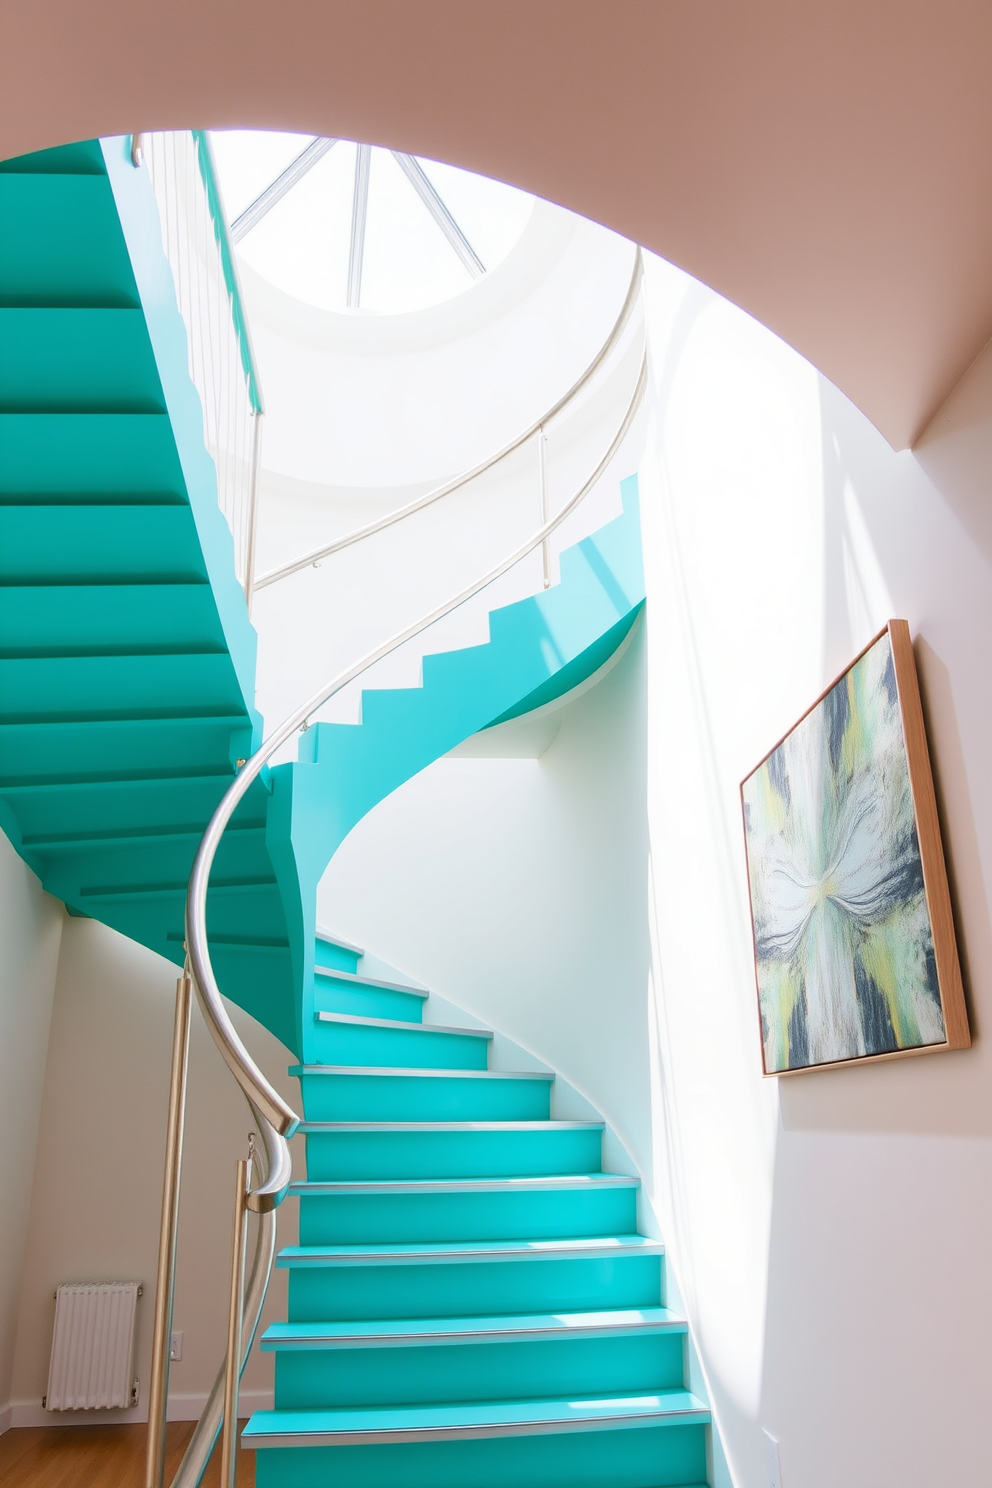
144;969;193;1488
220;1142;252;1487
539;424;551;589
243;411;263;615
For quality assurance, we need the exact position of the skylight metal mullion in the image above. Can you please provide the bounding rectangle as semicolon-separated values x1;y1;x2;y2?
347;143;372;308
230;137;338;243
392;152;485;278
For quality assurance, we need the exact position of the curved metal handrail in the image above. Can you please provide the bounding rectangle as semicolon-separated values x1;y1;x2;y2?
184;345;646;1181
252;248;644;592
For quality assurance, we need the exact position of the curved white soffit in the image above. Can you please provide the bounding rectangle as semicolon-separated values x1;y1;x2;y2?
5;2;992;448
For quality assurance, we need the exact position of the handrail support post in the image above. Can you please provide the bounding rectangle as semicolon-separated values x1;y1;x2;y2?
539;424;550;589
220;1148;252;1488
244;411;263;615
144;971;193;1488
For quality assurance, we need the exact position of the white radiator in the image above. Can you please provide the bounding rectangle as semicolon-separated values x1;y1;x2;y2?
45;1282;141;1411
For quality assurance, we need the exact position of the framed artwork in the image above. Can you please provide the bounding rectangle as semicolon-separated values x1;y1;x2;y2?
740;620;969;1076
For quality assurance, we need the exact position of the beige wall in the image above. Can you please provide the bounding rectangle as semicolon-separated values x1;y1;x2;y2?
8;915;300;1426
0;834;63;1431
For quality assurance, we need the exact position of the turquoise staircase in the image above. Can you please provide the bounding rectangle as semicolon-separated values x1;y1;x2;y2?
0;135;712;1486
244;930;711;1488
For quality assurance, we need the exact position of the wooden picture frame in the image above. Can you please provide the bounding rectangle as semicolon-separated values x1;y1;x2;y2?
740;620;969;1076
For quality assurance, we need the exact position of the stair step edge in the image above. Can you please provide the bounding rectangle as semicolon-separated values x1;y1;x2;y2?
242;1391;710;1448
261;1306;686;1349
315;926;365;956
316;1011;492;1038
277;1235;662;1266
290;1173;638;1196
290;1064;552;1081
315;966;428;997
298;1120;604;1133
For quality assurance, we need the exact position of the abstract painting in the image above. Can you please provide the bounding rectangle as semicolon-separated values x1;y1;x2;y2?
741;621;968;1075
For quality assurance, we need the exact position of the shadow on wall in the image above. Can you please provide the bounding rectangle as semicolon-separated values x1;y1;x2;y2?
778;376;992;1140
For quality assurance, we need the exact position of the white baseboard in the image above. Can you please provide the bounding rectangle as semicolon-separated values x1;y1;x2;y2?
9;1388;273;1429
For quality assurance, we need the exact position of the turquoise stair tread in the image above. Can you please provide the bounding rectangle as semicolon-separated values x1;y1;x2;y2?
242;1391;709;1447
262;1306;685;1349
315;967;428;998
277;1236;663;1267
298;1120;603;1132
290;1065;552;1081
290;1174;638;1195
315;1011;492;1038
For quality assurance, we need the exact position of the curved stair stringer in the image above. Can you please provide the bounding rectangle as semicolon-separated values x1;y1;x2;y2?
265;473;645;1066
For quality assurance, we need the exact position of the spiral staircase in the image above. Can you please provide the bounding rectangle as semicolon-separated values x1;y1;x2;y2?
0;135;713;1486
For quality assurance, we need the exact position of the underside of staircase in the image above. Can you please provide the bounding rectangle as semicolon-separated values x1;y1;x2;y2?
0;133;714;1485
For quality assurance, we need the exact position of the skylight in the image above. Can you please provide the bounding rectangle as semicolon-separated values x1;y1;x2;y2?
210;132;534;315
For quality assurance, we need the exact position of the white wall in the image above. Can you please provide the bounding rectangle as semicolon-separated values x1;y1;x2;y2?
318;624;651;1170
8;916;301;1427
311;254;992;1487
639;262;992;1488
0;835;63;1432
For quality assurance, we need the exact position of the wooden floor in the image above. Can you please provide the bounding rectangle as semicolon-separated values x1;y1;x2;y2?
0;1421;254;1487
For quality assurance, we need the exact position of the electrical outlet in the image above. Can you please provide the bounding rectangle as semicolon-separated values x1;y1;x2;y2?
169;1330;183;1362
763;1428;783;1488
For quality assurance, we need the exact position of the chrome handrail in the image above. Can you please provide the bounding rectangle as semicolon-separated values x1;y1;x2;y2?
166;339;646;1488
252;248;643;592
184;341;645;1158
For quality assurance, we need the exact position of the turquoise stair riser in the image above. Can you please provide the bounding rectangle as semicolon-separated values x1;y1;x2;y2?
271;1333;686;1410
314;938;362;975
0;654;248;723
296;1184;639;1245
0;775;268;843
0;308;165;412
314;973;426;1023
252;1421;708;1488
285;1253;664;1322
0;412;188;497
0;585;230;656
303;1124;605;1180
0;174;139;306
0;509;206;582
295;1070;552;1122
26;827;272;890
0;718;252;786
310;1020;490;1070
